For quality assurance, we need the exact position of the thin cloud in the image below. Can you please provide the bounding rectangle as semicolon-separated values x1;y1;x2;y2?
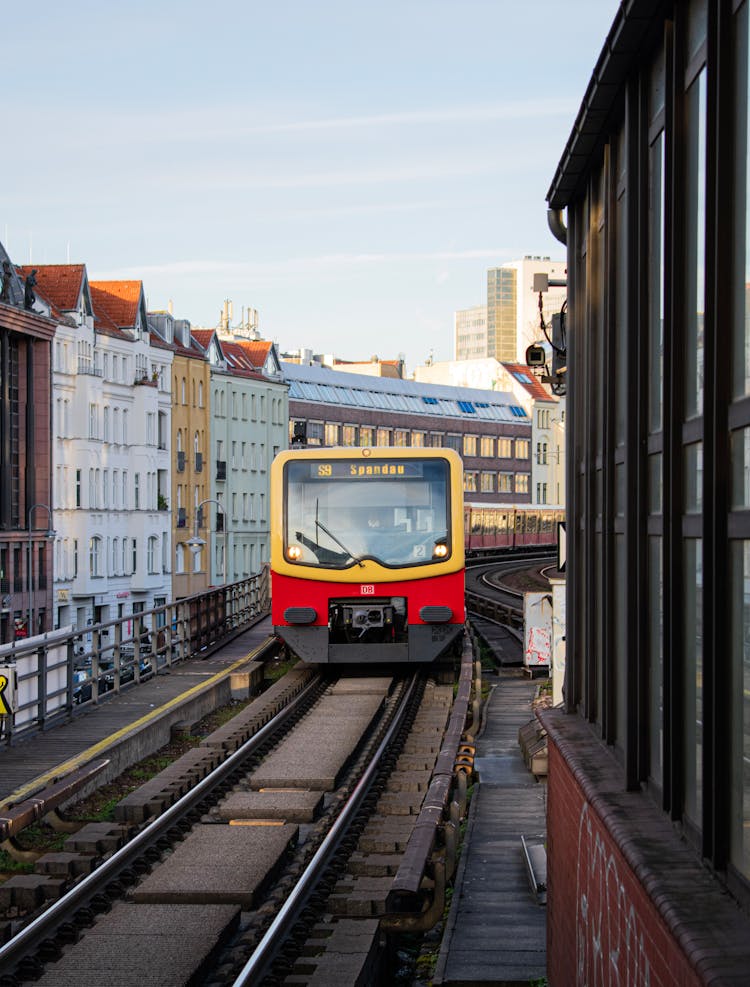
97;247;516;280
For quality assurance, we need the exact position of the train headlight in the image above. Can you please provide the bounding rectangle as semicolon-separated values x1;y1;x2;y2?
433;542;449;559
286;544;303;562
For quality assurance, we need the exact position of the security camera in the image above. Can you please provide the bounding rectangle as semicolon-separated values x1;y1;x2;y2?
526;344;547;368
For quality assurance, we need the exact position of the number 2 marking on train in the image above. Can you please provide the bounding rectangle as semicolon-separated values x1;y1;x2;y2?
360;585;375;595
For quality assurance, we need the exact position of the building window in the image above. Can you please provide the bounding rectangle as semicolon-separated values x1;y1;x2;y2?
516;438;530;459
480;436;494;457
342;425;357;446
515;473;529;494
464;471;478;493
497;473;513;493
325;423;340;446
147;536;158;574
497;438;512;458
89;536;102;577
537;442;548;465
376;427;392;447
463;435;478;456
359;426;374;446
480;472;494;493
393;429;409;447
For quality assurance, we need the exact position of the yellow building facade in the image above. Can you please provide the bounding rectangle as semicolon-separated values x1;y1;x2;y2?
171;348;212;599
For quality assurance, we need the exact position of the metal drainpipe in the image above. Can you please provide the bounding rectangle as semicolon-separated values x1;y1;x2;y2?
547;208;567;246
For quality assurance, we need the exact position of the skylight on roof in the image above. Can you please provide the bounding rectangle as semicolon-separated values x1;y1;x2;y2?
512;371;533;383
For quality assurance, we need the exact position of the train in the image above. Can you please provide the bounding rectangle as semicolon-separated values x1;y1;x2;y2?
464;503;564;555
270;446;466;665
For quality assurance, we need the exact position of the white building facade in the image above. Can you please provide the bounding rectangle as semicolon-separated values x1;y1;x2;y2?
41;267;173;632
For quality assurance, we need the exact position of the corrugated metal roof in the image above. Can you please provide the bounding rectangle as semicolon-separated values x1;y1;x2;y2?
282;361;530;424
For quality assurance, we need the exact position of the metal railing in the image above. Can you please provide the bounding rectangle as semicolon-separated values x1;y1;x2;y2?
0;569;270;745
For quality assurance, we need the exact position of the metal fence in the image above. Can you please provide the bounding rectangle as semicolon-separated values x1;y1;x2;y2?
0;570;270;745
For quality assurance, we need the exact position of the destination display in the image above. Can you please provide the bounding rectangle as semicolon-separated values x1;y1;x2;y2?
307;460;426;479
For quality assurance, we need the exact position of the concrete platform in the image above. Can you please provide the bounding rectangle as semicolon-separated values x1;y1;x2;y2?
0;617;274;808
434;671;547;987
132;822;298;907
35;902;240;986
249;693;383;790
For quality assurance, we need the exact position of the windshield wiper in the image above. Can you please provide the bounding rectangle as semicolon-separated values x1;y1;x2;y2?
316;501;364;567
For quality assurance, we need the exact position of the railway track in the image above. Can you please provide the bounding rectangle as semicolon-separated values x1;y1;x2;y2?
0;651;475;986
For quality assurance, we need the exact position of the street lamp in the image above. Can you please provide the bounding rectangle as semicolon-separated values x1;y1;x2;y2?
27;503;55;638
187;499;227;584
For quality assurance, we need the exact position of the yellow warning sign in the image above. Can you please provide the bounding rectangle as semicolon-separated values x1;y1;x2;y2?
0;674;11;716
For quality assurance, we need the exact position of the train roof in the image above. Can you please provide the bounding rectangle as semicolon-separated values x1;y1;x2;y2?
464;502;565;511
282;361;531;424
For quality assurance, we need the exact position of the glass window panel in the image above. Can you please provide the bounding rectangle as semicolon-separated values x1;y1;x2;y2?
648;536;664;787
733;1;750;398
614;535;626;745
731;427;750;508
685;69;706;419
648;453;662;514
648;132;665;433
729;540;750;879
683;538;703;829
685;442;703;513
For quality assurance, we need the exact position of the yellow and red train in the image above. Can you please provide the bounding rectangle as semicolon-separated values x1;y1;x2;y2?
271;446;466;665
270;446;564;665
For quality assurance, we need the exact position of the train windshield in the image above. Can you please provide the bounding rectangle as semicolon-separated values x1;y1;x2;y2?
285;457;451;569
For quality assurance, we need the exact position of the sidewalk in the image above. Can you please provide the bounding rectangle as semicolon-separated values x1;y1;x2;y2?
434;670;547;986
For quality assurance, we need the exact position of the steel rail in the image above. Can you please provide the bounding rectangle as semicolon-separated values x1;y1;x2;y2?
232;672;421;987
0;672;324;979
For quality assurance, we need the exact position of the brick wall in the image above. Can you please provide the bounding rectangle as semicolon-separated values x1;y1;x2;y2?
542;709;750;986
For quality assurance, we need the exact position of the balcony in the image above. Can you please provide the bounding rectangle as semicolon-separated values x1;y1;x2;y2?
195;452;203;473
176;451;186;473
216;460;226;481
77;361;103;377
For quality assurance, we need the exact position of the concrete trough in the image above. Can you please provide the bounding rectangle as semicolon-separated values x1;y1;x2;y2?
218;789;323;823
249;694;383;791
34;902;240;986
328;677;392;696
132;823;298;907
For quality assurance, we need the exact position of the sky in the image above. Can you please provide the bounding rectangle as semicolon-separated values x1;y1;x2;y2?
4;1;620;372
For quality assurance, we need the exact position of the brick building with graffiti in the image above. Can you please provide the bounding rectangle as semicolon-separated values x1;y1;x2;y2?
541;1;750;983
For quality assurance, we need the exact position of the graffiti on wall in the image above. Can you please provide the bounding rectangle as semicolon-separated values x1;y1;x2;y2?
576;802;651;986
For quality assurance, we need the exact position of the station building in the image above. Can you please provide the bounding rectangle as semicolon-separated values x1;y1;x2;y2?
0;246;56;643
283;360;533;503
541;0;750;982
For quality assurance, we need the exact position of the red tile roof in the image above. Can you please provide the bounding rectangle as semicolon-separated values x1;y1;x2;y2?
501;362;557;402
235;339;273;368
16;264;86;311
88;283;131;336
220;340;264;378
191;329;216;351
89;280;142;329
